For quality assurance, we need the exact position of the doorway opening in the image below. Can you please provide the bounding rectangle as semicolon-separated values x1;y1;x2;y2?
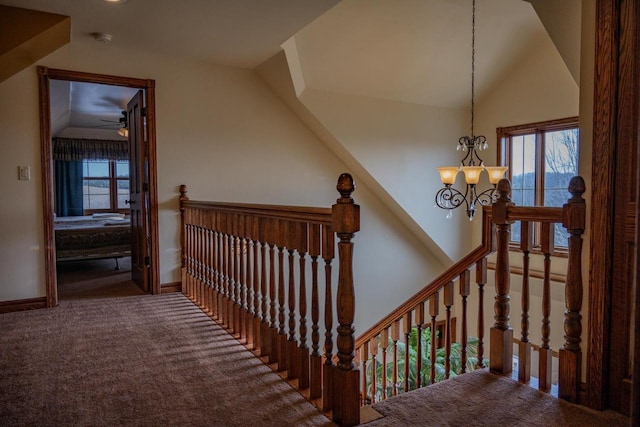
38;67;160;307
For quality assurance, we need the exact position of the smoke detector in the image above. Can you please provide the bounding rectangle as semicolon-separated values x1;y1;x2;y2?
93;33;113;44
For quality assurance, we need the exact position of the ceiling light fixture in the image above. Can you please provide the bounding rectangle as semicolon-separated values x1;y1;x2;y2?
434;0;507;221
92;32;112;44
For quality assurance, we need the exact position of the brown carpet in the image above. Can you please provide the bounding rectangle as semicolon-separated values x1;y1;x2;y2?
363;369;629;426
0;292;333;426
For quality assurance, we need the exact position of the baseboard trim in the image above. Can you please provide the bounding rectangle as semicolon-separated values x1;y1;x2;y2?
0;297;47;314
161;281;182;293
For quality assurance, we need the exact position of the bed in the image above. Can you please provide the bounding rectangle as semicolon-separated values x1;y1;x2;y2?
54;214;131;269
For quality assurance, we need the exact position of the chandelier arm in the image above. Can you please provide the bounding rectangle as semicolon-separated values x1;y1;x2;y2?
435;185;469;211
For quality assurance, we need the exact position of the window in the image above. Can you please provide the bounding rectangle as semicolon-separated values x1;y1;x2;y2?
497;117;579;249
82;160;129;213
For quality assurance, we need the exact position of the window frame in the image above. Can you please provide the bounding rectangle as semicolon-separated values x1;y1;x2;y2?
497;116;579;255
82;159;129;214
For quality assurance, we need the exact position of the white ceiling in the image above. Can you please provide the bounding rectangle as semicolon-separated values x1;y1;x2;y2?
293;0;546;108
2;0;572;132
0;0;341;69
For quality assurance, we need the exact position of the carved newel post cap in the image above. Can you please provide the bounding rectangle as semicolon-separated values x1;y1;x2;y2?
179;185;188;197
336;173;356;202
568;176;586;199
496;178;512;202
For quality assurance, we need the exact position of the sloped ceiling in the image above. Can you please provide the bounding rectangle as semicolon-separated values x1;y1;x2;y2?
292;0;546;109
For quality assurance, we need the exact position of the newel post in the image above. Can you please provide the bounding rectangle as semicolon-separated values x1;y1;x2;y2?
558;176;586;403
331;173;360;427
490;179;514;375
179;185;189;294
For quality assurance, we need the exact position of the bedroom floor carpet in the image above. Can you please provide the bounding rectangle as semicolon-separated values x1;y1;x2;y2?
56;257;144;299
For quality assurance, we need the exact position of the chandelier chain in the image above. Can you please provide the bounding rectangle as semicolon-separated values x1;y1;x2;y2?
471;0;476;138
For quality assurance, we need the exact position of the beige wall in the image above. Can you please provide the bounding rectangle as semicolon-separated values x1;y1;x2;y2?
0;39;447;333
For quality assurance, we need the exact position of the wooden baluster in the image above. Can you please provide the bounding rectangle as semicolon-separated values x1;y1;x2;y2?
415;302;425;388
361;343;369;405
369;337;379;403
195;212;202;305
227;214;235;332
519;221;533;383
224;214;233;332
252;218;261;353
238;216;247;342
277;220;288;372
259;219;270;357
219;213;227;324
558;177;586;403
391;320;400;396
204;215;211;314
429;291;439;385
234;215;243;339
459;270;471;374
309;223;322;399
179;185;188;295
298;223;310;390
539;222;554;393
184;211;191;298
269;219;279;364
490;179;514;375
287;222;299;380
331;173;360;427
402;311;412;392
380;328;389;400
245;216;255;349
211;213;219;320
322;224;335;412
444;281;454;379
476;258;487;368
198;212;205;307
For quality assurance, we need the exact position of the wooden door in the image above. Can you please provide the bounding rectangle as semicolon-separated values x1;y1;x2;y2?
127;90;149;291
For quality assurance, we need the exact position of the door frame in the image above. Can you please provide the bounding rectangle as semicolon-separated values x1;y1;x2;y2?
37;66;160;306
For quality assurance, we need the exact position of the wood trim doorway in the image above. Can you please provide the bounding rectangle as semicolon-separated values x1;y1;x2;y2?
37;67;160;307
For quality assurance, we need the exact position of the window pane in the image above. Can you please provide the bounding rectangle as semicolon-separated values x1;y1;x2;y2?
511;221;521;243
117;179;130;209
83;179;110;210
544;129;578;207
83;160;109;178
116;161;129;178
510;134;536;205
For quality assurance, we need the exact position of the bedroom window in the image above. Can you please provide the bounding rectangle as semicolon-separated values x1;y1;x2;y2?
82;160;129;213
497;117;579;250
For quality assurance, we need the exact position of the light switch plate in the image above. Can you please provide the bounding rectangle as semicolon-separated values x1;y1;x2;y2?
18;166;30;181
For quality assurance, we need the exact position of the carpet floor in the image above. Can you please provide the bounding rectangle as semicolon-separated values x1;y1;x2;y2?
1;261;630;426
0;291;332;426
363;369;629;426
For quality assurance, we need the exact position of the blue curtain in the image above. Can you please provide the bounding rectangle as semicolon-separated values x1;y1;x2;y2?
54;160;83;217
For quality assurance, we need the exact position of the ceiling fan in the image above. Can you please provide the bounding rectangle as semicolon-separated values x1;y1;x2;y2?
94;111;128;137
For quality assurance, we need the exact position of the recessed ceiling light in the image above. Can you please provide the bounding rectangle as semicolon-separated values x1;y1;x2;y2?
104;0;127;4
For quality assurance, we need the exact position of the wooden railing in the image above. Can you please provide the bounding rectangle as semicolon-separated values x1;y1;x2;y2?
355;177;586;405
179;173;360;427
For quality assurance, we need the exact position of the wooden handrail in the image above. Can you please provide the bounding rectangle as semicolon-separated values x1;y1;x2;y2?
355;205;495;349
182;200;332;224
179;173;361;427
355;177;586;408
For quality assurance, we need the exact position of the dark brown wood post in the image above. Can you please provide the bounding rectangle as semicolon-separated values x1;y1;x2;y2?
331;173;360;427
490;178;514;375
559;176;586;403
179;185;189;295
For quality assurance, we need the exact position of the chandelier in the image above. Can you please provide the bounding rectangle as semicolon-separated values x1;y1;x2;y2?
434;0;507;220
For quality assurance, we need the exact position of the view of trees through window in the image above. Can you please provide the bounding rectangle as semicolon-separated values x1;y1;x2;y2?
499;118;579;248
83;160;129;211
